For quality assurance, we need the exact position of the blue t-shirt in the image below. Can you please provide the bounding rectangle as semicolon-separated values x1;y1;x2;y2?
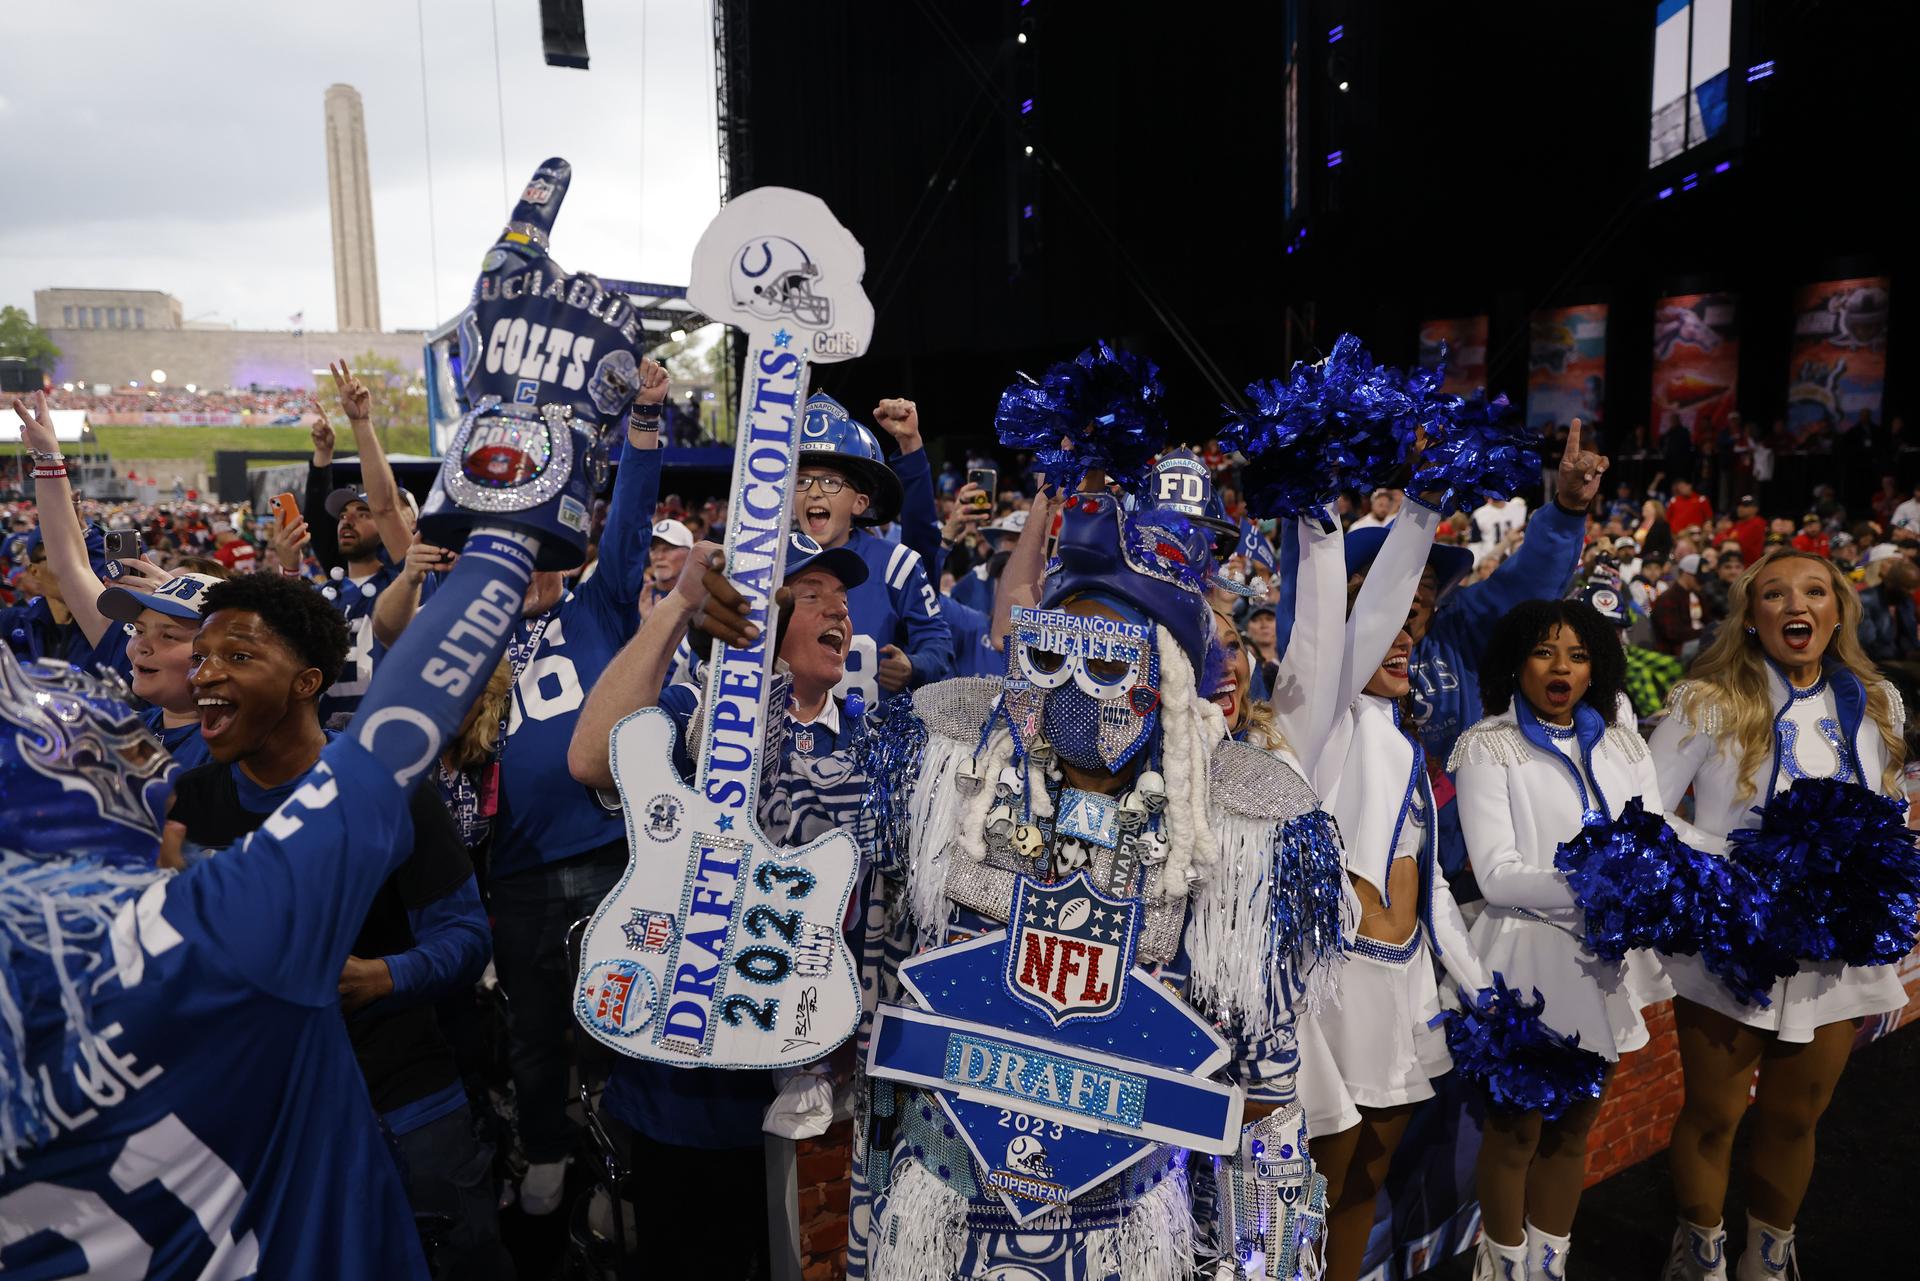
143;706;211;771
2;598;94;666
832;526;952;707
0;736;430;1280
488;449;662;878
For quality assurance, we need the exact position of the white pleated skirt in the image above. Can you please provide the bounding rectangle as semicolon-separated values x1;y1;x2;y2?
1664;952;1906;1044
1470;907;1650;1060
1297;929;1453;1137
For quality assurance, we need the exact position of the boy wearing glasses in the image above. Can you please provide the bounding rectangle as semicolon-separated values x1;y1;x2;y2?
791;392;952;707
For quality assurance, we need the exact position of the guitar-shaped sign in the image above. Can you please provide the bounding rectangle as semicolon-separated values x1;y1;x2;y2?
572;189;875;1069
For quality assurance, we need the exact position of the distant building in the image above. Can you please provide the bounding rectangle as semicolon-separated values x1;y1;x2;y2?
33;288;424;390
34;288;183;332
324;84;383;332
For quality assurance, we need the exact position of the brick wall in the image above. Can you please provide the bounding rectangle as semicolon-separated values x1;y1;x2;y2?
796;1121;854;1280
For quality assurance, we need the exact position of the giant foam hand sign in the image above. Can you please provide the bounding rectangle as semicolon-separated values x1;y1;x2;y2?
420;157;652;569
572;189;874;1070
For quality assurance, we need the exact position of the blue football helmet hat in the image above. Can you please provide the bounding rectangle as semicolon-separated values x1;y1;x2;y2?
0;647;174;866
1044;492;1214;675
798;393;903;527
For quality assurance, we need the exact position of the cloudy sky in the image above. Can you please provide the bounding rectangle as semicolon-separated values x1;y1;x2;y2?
0;0;719;333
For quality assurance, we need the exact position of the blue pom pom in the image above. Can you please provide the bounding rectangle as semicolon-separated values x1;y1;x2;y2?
1220;334;1411;517
994;340;1166;495
1407;388;1543;515
854;693;927;874
1444;974;1609;1121
1267;809;1349;1014
1555;798;1794;1007
1728;777;1920;969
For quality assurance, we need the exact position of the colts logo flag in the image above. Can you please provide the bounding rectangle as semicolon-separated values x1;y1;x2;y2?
1003;871;1140;1025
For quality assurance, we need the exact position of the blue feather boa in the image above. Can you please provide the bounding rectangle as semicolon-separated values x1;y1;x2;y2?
994;340;1166;495
1444;974;1608;1120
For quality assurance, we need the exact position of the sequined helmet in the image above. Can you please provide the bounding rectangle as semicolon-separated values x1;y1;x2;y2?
0;647;174;865
797;393;903;526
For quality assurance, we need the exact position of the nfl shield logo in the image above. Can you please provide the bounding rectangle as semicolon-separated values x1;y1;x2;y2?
1002;870;1140;1026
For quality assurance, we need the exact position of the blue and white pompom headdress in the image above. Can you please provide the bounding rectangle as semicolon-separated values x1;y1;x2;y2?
993;339;1167;496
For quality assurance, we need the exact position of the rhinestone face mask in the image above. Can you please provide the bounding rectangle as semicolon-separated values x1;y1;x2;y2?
1003;605;1161;773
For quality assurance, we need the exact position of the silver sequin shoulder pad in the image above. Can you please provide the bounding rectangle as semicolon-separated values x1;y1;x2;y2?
1210;739;1321;821
1446;718;1531;772
910;676;1003;746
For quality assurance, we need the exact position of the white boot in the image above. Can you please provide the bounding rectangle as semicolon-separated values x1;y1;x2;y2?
1663;1217;1729;1281
1472;1232;1528;1281
1525;1222;1571;1281
1735;1215;1798;1281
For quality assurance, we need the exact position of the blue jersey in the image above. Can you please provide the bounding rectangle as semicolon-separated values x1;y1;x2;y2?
1409;501;1585;878
832;527;952;706
488;449;661;878
2;598;93;667
939;591;1000;678
0;737;430;1280
319;559;401;728
142;706;211;771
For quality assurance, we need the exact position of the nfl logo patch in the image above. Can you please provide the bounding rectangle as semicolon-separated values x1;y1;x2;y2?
577;959;657;1038
622;909;677;954
1002;870;1140;1026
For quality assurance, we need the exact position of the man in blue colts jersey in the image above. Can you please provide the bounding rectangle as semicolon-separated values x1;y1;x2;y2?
372;357;670;1216
795;392;952;708
302;361;417;728
0;505;550;1278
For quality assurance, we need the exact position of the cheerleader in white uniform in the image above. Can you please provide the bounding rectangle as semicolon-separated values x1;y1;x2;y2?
1266;497;1489;1281
1649;549;1908;1281
1451;598;1667;1281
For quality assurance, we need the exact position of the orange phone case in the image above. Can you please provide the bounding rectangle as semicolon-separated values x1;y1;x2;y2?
272;492;300;527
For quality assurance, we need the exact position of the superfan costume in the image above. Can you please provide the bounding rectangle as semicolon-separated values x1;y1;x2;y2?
853;348;1352;1281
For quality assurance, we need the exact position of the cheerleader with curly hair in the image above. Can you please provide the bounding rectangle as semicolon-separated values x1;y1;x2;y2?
1450;598;1668;1281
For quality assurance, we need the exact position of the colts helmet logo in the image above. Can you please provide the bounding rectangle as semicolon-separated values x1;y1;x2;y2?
730;237;832;327
1002;870;1140;1025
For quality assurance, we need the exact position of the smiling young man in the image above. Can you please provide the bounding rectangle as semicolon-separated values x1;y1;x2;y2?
793;392;952;707
172;571;507;1278
564;531;870;1279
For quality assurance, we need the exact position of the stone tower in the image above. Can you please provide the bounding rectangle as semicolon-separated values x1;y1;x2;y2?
324;84;382;332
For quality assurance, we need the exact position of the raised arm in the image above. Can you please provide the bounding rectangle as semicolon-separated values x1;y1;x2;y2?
330;360;412;564
569;540;730;788
990;487;1056;650
1266;508;1348;761
1338;496;1443;714
873;398;943;578
11;393;111;645
304;410;344;573
578;361;668;623
371;535;451;647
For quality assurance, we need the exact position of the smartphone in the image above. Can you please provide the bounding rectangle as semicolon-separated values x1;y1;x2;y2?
966;467;997;513
272;492;300;528
103;529;145;560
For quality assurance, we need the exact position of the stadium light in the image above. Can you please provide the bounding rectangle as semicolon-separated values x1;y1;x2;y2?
1017;32;1028;44
670;328;688;343
185;383;197;392
1338;80;1350;91
1024;144;1034;155
62;382;75;392
151;369;167;384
